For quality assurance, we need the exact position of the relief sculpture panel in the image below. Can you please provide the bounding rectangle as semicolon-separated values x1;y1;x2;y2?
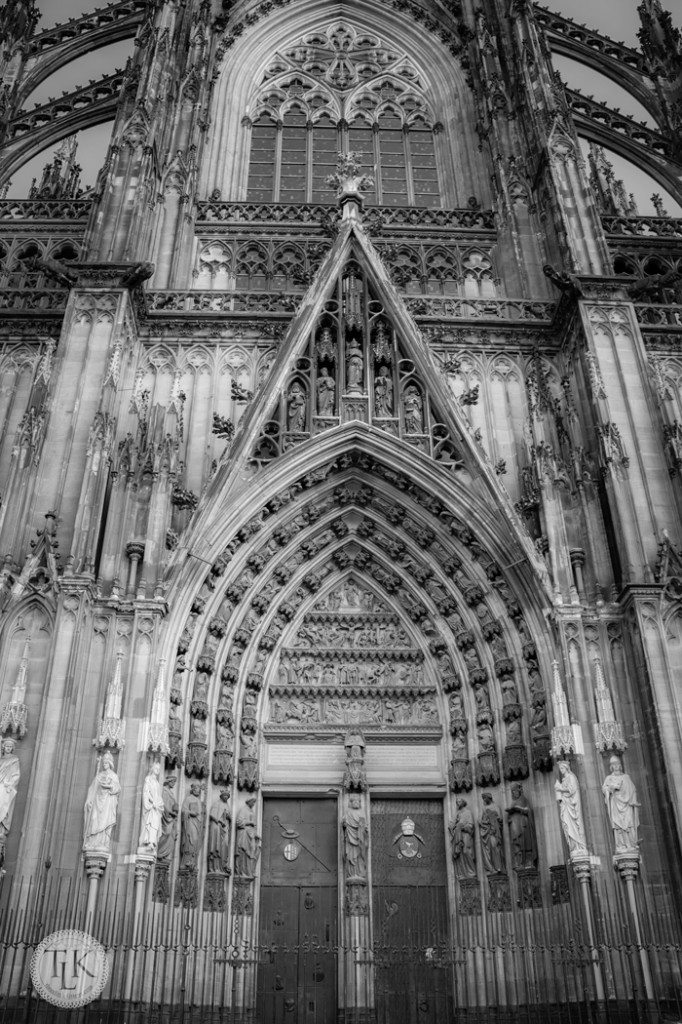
268;693;439;727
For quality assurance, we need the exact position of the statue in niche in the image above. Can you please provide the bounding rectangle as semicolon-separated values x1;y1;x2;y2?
555;761;588;858
474;685;491;713
346;336;364;393
403;385;423;433
83;751;121;853
374;365;394;416
506;719;522;746
242;691;258;731
234;796;261;877
450;797;476;879
287;382;306;432
477;720;496;753
449;690;466;721
215;718;233;749
180;782;205;870
189;715;207;744
157;775;179;864
506;783;538;870
343;795;369;881
0;739;20;862
530;701;548;737
451;732;468;758
479;792;504;873
316;366;336;414
602;756;640;854
138;761;164;854
501;676;519;705
207;790;231;874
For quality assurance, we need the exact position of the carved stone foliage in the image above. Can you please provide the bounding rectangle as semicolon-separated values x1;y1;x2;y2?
487;873;512;912
458;878;482;916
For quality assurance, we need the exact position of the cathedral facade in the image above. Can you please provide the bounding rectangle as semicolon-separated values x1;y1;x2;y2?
0;0;682;1020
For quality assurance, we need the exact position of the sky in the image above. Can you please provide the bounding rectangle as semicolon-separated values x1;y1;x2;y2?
8;0;681;214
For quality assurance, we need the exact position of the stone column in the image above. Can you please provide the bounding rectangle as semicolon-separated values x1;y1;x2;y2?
124;855;154;1000
570;857;605;1002
614;854;655;1001
83;853;109;932
126;541;145;597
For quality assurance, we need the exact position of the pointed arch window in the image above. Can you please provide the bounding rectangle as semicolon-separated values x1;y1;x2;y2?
245;23;442;207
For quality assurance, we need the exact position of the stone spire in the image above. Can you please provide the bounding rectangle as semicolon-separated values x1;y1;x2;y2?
587;144;638;217
29;137;83;200
638;0;682;79
95;651;126;751
147;658;170;755
593;657;626;754
0;637;29;739
550;659;578;758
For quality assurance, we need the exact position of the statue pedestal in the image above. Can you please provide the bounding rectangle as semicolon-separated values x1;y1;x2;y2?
82;850;110;930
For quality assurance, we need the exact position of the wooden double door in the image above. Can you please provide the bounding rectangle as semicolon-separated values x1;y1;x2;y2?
259;798;338;1024
258;797;452;1024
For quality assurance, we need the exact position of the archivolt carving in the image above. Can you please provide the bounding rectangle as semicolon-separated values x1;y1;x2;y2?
164;450;554;790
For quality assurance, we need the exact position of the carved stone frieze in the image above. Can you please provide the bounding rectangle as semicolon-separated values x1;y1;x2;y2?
267;692;439;728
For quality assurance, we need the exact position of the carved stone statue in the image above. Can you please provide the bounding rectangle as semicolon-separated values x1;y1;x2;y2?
0;739;20;863
83;751;121;853
207;790;231;874
506;783;537;870
316;366;335;414
554;761;588;858
234;796;261;877
374;365;393;416
403;385;423;433
602;756;640;854
180;782;205;870
346;337;364;392
479;792;504;874
138;761;164;854
450;797;476;878
287;382;306;431
343;795;369;881
156;775;179;864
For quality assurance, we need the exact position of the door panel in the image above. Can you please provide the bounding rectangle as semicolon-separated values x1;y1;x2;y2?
259;799;338;1024
371;799;453;1024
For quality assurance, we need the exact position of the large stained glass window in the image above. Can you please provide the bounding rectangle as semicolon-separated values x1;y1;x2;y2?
245;24;442;207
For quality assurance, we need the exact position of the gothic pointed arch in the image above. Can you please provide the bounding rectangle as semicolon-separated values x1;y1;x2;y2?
163;430;558;807
202;0;484;208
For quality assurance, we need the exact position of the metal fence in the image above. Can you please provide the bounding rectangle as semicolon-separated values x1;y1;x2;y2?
1;871;682;1024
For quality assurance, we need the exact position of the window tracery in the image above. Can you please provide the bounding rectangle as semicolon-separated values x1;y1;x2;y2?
246;23;441;207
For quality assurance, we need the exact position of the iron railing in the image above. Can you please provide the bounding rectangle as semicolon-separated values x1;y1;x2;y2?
1;872;681;1024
